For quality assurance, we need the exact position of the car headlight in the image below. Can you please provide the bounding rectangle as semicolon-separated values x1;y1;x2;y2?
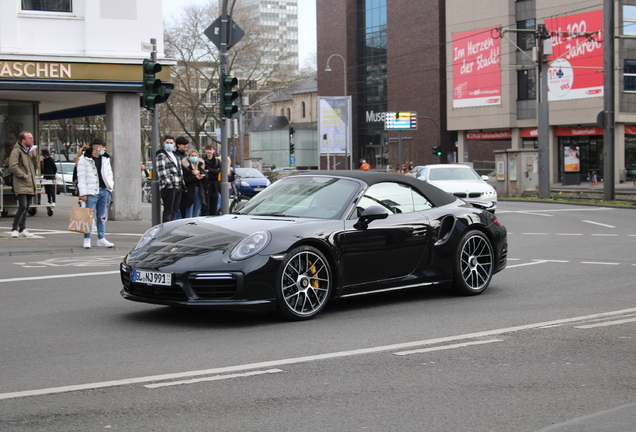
482;189;497;198
241;181;250;187
134;225;162;250
230;231;271;260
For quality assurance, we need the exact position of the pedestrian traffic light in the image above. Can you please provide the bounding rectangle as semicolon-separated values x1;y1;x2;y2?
142;59;164;109
221;73;239;118
432;145;442;156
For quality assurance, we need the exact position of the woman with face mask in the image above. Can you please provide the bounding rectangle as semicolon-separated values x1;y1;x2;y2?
181;149;207;218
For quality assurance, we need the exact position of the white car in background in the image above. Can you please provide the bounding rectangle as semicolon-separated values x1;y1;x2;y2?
416;164;497;213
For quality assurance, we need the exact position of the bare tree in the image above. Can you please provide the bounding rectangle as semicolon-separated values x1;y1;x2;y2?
162;2;301;149
40;116;106;161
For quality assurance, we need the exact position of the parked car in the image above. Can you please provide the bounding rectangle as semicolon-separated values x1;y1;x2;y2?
55;161;77;195
233;167;271;197
416;164;497;213
272;167;298;173
120;171;508;320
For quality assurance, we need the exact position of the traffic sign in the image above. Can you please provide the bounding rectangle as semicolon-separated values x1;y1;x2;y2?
204;16;245;50
385;112;418;130
290;156;296;164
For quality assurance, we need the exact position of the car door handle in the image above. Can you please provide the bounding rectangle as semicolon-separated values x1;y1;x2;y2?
412;229;427;237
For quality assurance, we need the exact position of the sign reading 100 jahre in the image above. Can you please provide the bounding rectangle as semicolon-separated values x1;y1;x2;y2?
385;112;418;130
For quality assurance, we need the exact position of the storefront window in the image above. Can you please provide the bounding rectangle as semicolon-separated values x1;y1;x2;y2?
1;101;39;165
21;0;72;12
558;136;603;181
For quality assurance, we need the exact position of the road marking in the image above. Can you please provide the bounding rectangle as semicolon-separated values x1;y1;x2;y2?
3;308;636;401
0;271;119;284
591;234;619;237
144;369;284;389
393;339;503;356
556;233;583;236
580;262;620;266
506;259;568;268
582;220;616;228
522;233;548;235
575;317;636;329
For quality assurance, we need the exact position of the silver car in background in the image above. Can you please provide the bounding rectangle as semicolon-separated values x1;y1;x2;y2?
416;164;497;213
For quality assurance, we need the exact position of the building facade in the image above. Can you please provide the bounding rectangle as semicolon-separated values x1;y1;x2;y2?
448;0;635;184
0;0;168;220
317;0;450;170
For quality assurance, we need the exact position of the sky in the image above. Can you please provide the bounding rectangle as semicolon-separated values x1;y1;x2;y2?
161;0;317;69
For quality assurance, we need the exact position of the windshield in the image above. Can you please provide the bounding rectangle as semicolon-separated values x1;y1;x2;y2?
235;168;265;178
429;167;481;181
57;163;75;175
237;176;361;219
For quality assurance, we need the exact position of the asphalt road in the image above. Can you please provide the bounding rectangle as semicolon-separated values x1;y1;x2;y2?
0;201;634;431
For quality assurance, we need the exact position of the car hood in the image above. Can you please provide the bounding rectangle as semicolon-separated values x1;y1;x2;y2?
427;179;494;194
125;215;331;271
238;178;268;185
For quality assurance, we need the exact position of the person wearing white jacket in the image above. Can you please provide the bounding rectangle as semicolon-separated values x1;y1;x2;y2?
77;138;115;249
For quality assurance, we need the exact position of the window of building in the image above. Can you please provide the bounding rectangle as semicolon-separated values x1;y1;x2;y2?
286;108;291;120
21;0;72;12
517;68;536;100
301;102;306;118
517;19;536;51
624;5;636;36
625;60;636;91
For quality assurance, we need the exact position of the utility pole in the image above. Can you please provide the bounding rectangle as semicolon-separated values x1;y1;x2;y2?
603;0;615;200
149;38;161;226
219;0;230;214
537;24;551;198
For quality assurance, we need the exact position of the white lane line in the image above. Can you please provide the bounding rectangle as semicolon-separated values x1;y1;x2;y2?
582;220;616;228
393;339;503;356
575;317;636;329
144;369;284;389
522;233;547;235
0;271;120;284
557;233;583;236
3;307;636;401
591;234;619;237
507;260;568;268
580;262;620;266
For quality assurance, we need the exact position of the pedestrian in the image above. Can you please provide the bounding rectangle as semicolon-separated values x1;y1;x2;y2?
73;144;90;198
360;159;370;171
156;135;184;222
174;136;189;219
9;131;38;238
39;148;57;205
181;149;207;218
77;138;115;249
202;144;221;215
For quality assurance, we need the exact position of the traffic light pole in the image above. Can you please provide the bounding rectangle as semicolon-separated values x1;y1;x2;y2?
219;0;230;214
149;38;161;226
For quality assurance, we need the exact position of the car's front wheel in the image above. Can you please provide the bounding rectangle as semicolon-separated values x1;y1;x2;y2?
451;230;494;295
277;246;332;320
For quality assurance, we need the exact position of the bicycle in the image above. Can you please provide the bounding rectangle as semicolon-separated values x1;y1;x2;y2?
229;182;250;213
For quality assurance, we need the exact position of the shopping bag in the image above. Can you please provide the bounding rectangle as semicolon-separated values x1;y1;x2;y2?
68;205;94;234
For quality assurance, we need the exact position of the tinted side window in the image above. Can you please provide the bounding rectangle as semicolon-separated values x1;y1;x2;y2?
356;182;432;216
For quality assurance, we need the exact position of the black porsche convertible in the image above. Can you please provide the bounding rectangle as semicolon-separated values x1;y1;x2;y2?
121;171;507;320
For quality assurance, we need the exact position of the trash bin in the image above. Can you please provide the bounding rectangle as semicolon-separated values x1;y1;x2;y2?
619;168;627;183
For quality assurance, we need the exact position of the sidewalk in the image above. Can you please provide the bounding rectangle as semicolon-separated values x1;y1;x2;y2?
0;193;154;257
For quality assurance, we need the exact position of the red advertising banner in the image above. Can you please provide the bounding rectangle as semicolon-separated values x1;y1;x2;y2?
452;27;501;108
545;10;603;101
625;125;636;135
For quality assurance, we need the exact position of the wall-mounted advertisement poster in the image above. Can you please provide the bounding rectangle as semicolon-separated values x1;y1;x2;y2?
318;96;351;156
452;27;501;108
545;10;603;101
564;145;580;172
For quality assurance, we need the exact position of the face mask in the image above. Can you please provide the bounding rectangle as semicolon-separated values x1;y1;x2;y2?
165;144;174;151
189;156;198;163
98;150;105;156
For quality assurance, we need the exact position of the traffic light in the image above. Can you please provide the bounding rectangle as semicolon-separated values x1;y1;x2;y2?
432;145;442;156
142;59;164;109
221;73;239;117
289;127;295;137
290;143;295;154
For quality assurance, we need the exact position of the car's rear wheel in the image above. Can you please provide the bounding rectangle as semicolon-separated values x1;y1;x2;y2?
277;246;332;320
451;230;494;295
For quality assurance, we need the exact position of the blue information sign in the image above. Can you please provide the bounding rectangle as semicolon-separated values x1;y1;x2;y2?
289;156;296;164
385;112;418;130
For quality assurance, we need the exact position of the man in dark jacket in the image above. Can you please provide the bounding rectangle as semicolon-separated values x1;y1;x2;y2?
39;148;57;205
9;131;37;238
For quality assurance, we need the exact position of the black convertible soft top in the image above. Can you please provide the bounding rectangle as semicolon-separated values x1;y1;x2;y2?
290;170;457;208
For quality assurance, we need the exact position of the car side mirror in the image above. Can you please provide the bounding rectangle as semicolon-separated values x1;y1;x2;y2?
354;205;389;230
481;175;489;181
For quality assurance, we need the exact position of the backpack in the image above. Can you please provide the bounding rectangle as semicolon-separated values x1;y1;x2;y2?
1;158;12;187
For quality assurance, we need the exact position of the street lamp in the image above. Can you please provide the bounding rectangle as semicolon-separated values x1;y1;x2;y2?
325;53;351;169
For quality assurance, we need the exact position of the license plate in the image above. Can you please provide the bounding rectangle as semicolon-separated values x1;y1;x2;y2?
132;269;172;286
253;186;264;191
